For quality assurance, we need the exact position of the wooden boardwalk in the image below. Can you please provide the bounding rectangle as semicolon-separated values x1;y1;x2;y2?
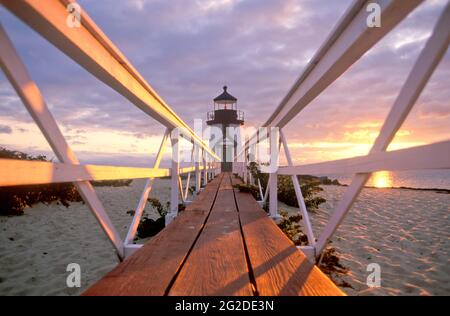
83;173;344;296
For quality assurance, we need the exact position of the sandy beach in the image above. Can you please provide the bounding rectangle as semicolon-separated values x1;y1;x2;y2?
0;180;449;295
0;179;174;295
282;185;450;296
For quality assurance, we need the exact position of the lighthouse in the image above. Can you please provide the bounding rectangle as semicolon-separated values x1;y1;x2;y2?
206;86;244;172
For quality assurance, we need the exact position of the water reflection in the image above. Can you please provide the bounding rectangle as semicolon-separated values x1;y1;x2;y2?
326;170;450;190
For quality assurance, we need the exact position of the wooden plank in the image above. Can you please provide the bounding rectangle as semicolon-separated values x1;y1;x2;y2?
83;174;223;296
168;174;254;296
232;177;344;296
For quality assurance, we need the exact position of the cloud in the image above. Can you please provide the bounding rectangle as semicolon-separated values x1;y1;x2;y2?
0;124;12;134
0;0;448;164
420;103;450;118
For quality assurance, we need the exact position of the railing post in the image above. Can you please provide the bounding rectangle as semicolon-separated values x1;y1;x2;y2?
248;138;252;182
194;143;201;192
280;129;316;246
209;160;212;180
178;175;185;204
0;25;127;257
243;139;248;183
257;178;264;201
314;3;450;257
124;128;169;247
167;129;179;225
268;170;278;219
263;175;270;203
207;157;209;182
268;128;281;220
184;172;191;201
202;149;207;186
251;140;257;185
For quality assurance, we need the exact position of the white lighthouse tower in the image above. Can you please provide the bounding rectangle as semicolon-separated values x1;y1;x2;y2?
206;86;244;172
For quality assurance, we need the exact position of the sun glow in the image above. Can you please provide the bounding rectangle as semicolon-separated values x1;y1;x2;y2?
371;171;393;188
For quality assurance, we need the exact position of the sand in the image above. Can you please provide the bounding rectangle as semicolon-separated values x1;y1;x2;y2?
0;178;174;295
0;180;449;295
281;186;450;296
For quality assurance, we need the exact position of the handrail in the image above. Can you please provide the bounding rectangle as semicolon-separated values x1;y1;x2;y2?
234;0;450;261
0;0;220;259
1;0;219;161
2;0;449;266
278;140;450;176
238;0;422;154
0;158;215;187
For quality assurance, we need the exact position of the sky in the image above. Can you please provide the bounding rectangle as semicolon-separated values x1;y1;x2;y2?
0;0;449;167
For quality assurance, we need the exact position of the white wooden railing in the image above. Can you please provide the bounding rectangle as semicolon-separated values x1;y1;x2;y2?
235;0;450;261
0;0;220;259
1;0;449;264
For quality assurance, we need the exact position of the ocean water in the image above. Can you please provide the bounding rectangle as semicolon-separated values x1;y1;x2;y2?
324;169;450;190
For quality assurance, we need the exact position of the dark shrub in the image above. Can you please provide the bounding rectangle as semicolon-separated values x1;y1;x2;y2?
246;162;326;212
137;216;165;238
147;197;168;217
0;147;82;215
136;197;170;239
277;210;349;284
91;179;133;187
233;183;261;200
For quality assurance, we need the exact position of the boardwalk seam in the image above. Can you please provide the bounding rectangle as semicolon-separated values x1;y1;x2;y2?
163;174;224;295
231;174;259;296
